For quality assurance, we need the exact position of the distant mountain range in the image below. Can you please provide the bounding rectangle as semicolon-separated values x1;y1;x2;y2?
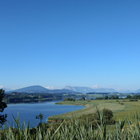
64;86;140;93
136;89;140;93
64;86;118;93
6;85;78;94
4;85;140;94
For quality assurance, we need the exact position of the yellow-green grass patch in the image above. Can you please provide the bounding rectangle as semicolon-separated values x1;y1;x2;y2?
48;100;127;121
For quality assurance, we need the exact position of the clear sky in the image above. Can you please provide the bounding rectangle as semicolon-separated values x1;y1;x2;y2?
0;0;140;91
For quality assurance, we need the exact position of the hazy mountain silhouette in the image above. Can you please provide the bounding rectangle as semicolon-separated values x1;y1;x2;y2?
7;85;78;94
11;85;49;93
135;89;140;93
5;85;138;94
64;86;117;93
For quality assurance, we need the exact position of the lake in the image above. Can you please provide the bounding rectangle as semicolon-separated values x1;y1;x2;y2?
2;100;84;129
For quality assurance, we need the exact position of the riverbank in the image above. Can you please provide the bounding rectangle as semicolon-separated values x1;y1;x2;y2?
3;100;84;129
2;99;140;139
47;99;128;122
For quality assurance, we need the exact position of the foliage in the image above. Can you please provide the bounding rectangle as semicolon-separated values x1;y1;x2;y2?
95;97;104;100
0;89;7;128
78;97;85;100
126;94;140;99
3;93;62;104
104;96;108;99
63;97;75;101
127;95;131;98
129;99;138;102
36;113;43;124
2;110;140;139
79;108;116;128
109;95;119;99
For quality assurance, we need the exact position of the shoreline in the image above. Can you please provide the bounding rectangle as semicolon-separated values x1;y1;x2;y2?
47;101;92;122
47;100;127;122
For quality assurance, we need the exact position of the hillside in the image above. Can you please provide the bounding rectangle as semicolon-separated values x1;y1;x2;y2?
64;86;117;93
7;85;78;94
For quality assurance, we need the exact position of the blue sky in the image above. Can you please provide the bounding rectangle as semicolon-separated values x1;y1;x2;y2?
0;0;140;91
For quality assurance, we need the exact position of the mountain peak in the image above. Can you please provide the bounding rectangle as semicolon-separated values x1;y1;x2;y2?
64;86;117;93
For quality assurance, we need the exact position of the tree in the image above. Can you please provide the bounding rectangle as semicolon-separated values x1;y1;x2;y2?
115;95;119;99
0;89;7;127
36;113;43;124
79;108;115;128
109;96;115;99
127;95;131;99
102;108;113;120
104;96;108;100
81;97;85;100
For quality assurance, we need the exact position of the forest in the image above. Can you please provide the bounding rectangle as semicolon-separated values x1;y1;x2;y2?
2;93;62;103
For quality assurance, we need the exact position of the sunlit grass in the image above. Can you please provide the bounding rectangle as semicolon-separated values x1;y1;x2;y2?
1;108;140;139
1;99;140;139
48;100;126;121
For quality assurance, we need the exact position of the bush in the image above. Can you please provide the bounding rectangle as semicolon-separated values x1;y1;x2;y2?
78;97;85;100
78;108;115;128
102;108;113;120
63;97;75;101
129;99;138;102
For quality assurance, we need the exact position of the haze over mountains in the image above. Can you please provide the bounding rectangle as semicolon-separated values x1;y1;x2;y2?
3;85;140;94
6;85;77;94
64;86;118;93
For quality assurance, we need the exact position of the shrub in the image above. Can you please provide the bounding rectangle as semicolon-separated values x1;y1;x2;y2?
78;108;115;128
129;99;138;102
63;97;75;101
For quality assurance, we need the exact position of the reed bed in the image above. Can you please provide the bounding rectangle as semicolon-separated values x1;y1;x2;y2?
1;109;140;140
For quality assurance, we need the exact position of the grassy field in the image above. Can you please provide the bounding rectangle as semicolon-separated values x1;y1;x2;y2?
47;99;140;134
2;99;140;139
47;99;140;122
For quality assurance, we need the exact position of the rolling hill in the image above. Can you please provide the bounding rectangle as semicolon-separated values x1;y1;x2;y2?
7;85;78;94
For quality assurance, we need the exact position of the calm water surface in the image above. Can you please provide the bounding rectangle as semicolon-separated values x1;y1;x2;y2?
2;100;84;129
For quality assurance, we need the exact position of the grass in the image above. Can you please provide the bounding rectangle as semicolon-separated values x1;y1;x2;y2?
2;106;140;139
48;99;127;121
1;99;140;139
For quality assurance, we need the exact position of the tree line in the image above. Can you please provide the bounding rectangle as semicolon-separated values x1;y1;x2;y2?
3;93;62;103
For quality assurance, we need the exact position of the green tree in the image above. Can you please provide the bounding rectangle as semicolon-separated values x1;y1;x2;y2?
81;97;85;100
36;113;43;124
127;95;131;99
102;108;113;120
115;95;119;99
0;89;7;127
104;96;108;100
109;95;115;99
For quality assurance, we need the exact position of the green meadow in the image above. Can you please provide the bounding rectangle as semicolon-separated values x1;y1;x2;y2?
48;99;140;132
48;99;131;121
